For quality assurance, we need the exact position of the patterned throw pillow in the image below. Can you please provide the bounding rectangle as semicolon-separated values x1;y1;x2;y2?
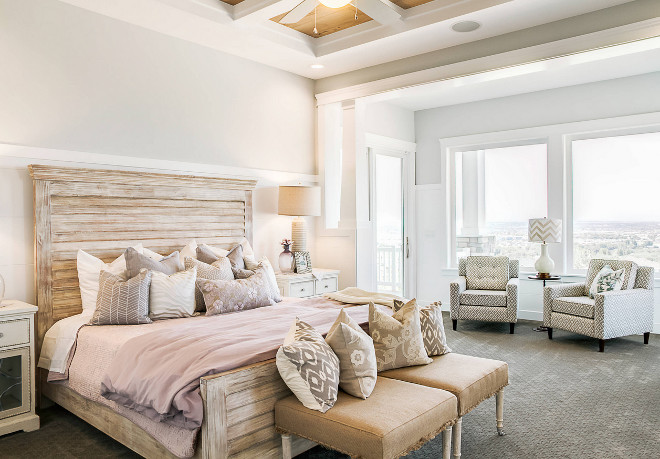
196;266;272;315
369;300;432;372
394;300;452;356
125;247;184;279
89;270;152;325
595;268;625;296
185;257;234;312
276;318;340;413
325;309;377;399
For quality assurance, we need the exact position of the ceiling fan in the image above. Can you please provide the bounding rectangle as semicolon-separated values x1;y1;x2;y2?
279;0;401;27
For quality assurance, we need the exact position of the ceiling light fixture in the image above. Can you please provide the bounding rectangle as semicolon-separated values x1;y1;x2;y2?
319;0;351;8
451;20;481;33
310;64;325;69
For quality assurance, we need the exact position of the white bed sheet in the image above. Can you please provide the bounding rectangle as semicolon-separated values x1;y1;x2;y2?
38;311;92;373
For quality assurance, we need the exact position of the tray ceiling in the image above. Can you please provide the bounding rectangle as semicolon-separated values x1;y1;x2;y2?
271;5;373;38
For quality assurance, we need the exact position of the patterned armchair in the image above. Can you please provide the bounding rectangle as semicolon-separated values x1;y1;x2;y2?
450;256;519;334
543;259;654;352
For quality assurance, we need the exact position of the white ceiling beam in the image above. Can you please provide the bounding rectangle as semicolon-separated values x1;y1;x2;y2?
357;0;401;25
233;0;305;23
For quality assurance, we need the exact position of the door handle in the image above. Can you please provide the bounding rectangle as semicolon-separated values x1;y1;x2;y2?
406;237;410;259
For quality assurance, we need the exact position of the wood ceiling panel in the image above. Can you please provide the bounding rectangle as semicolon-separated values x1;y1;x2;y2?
271;5;372;38
219;0;244;5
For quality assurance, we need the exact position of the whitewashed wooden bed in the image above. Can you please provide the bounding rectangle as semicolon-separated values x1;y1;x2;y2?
30;165;315;458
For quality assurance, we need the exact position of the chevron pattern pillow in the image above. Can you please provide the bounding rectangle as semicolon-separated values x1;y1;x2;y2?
89;270;152;325
276;318;340;413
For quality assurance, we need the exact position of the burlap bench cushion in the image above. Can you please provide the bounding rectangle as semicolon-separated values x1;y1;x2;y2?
380;353;508;416
275;376;457;459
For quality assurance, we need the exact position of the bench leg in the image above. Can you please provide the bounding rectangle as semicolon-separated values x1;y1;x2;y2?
442;427;452;459
451;417;462;459
496;389;505;436
282;434;292;459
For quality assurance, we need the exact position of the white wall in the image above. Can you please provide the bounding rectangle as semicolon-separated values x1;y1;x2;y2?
0;0;316;304
365;102;416;144
0;0;315;174
414;73;660;332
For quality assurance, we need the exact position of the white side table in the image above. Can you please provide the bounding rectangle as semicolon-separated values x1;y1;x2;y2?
275;269;340;299
0;300;40;436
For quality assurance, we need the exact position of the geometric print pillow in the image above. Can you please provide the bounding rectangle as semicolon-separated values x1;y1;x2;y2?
89;270;152;326
393;300;452;357
276;318;340;413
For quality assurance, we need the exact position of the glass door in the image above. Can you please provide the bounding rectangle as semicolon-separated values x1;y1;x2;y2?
0;347;29;420
372;151;406;297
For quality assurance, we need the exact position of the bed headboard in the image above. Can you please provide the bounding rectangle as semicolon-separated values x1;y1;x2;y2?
30;164;257;356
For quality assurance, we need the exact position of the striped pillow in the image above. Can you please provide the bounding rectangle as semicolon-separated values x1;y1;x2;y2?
89;270;152;325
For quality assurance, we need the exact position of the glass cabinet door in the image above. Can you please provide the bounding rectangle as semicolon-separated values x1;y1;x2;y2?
0;347;29;420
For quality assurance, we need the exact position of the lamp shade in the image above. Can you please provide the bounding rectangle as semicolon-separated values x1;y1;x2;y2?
278;186;321;217
528;218;562;243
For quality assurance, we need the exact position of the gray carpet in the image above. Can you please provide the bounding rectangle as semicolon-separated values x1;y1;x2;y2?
1;318;658;458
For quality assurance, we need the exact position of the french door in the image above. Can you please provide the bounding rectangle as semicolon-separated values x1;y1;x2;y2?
369;148;412;298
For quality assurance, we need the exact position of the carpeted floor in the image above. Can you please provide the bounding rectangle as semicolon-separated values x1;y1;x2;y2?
1;317;658;458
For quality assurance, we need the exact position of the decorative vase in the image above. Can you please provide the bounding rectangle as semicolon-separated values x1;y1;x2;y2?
534;242;555;278
279;244;294;273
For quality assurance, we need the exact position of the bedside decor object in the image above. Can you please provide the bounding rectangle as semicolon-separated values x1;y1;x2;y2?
278;186;321;253
0;300;40;435
294;251;312;274
528;218;562;279
279;239;294;273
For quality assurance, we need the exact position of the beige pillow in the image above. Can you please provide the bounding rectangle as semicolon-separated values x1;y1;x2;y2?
89;270;152;325
197;266;272;315
325;309;377;399
369;300;432;372
184;257;233;312
393;300;452;356
276;318;340;413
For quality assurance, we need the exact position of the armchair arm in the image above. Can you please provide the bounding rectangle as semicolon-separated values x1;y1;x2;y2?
449;277;466;319
505;278;519;322
543;282;586;326
594;289;654;339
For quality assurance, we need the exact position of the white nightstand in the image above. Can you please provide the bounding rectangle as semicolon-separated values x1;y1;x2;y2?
275;269;340;299
0;300;39;436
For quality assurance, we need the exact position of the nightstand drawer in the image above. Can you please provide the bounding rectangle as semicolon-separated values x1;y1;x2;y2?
289;280;315;298
0;319;30;348
315;277;338;295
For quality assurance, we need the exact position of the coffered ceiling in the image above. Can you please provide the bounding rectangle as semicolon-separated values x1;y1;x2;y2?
55;0;640;78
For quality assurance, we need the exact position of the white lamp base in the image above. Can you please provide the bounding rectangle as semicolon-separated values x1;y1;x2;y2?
535;242;555;277
291;217;307;253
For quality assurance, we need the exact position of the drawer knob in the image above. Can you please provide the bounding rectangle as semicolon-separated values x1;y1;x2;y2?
0;332;3;338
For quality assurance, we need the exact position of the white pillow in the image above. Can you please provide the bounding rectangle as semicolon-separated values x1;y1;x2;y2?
588;265;613;299
179;240;198;264
258;256;282;303
149;267;197;320
239;237;258;268
76;244;143;312
199;243;229;259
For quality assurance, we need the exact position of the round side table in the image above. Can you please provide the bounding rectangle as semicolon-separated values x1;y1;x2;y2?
528;275;561;332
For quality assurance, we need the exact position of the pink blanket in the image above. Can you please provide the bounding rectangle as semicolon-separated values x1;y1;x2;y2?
100;299;373;430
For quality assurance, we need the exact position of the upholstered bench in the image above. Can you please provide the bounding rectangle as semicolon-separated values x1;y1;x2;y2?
275;376;458;459
380;353;509;459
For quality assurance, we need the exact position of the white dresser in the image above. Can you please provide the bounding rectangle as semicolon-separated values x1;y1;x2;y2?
0;300;39;436
275;269;340;299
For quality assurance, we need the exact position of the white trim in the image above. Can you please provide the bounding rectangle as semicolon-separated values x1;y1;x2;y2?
0;143;318;187
315;20;660;105
365;133;417;153
415;183;443;191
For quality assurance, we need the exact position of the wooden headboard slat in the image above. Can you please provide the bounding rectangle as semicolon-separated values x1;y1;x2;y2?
30;164;257;361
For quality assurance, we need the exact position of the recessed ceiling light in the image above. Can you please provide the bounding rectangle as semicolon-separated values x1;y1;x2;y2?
310;64;325;69
452;21;481;33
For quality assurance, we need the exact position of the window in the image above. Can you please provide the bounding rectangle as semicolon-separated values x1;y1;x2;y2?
572;131;660;270
455;143;547;267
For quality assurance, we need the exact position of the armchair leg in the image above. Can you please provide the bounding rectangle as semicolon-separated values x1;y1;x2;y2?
644;332;650;345
509;323;515;334
548;328;553;340
599;339;605;353
452;319;457;331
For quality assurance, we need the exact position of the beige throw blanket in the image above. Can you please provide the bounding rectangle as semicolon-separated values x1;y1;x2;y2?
323;287;406;308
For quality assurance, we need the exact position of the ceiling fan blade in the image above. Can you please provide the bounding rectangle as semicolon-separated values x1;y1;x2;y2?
357;0;401;25
280;0;319;24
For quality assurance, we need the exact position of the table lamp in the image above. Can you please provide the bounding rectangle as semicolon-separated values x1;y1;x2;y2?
278;186;321;253
528;218;562;279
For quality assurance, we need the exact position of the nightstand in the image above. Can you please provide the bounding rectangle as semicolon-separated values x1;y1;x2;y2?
275;269;340;299
0;300;39;436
